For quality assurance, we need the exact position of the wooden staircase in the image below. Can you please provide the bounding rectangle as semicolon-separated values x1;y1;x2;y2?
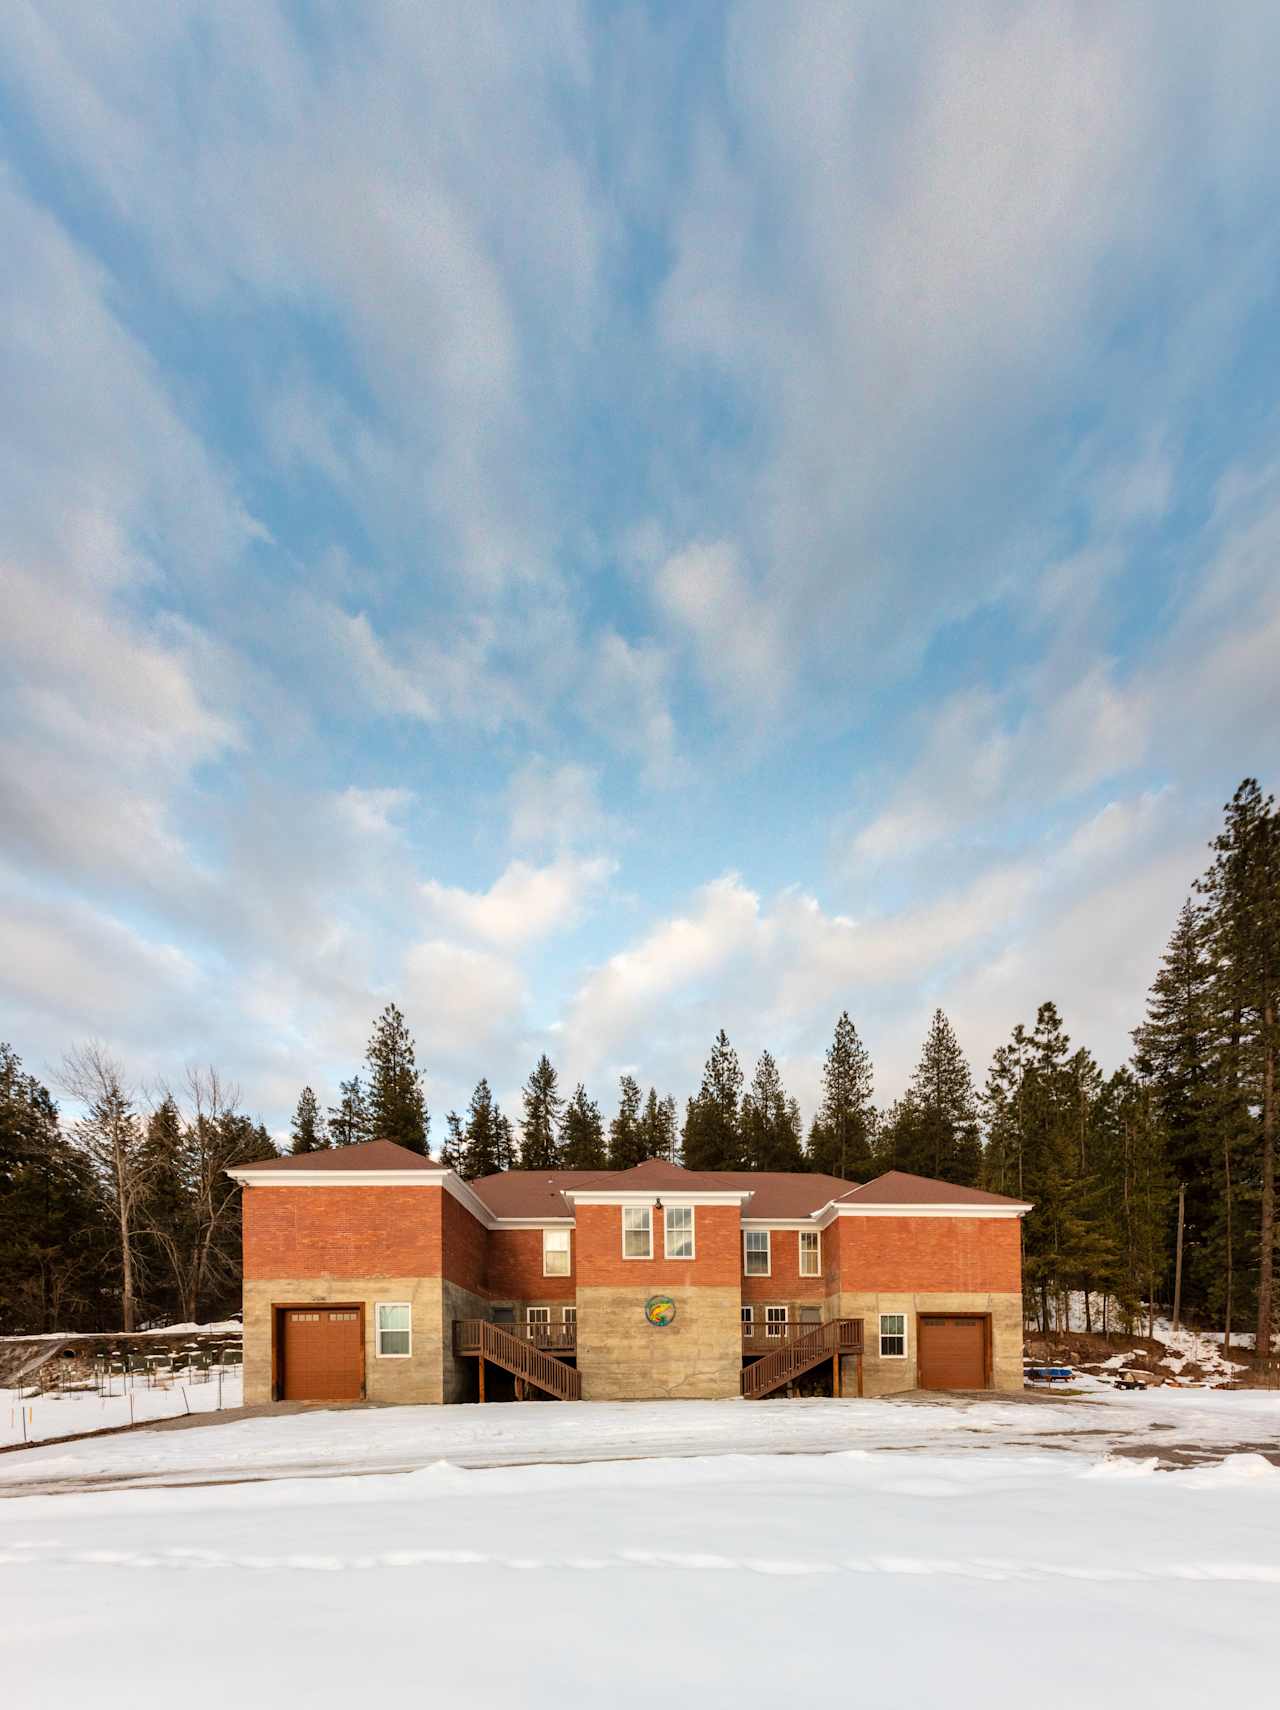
454;1319;581;1401
741;1318;863;1399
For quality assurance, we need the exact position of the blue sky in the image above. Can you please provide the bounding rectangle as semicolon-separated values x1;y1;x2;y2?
2;2;1279;1140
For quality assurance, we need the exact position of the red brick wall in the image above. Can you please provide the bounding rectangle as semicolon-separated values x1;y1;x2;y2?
741;1227;826;1305
442;1189;488;1295
834;1215;1022;1293
486;1228;576;1301
574;1203;739;1288
243;1186;441;1279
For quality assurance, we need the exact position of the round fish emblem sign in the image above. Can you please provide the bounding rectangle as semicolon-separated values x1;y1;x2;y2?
645;1294;676;1327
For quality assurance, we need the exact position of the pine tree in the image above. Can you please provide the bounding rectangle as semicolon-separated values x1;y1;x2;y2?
1132;899;1221;1326
807;1012;876;1180
364;1003;429;1154
519;1055;564;1170
560;1084;607;1169
138;1095;188;1324
681;1031;744;1169
289;1086;328;1154
494;1107;517;1172
439;1110;465;1172
0;1043;105;1333
328;1075;372;1147
741;1050;805;1170
460;1080;502;1180
607;1075;646;1169
1092;1066;1170;1334
885;1010;981;1185
1198;780;1280;1352
981;1003;1108;1334
638;1088;679;1163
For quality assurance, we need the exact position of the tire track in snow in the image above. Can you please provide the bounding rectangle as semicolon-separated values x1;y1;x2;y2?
2;1542;1277;1583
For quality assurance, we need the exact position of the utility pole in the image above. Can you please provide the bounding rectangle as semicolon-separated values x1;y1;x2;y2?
1172;1182;1186;1333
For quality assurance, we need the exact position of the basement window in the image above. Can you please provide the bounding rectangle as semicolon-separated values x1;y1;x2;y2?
879;1313;907;1358
799;1230;821;1277
623;1205;653;1259
526;1306;550;1340
543;1228;571;1277
743;1229;771;1276
664;1204;695;1259
766;1305;789;1338
376;1303;411;1358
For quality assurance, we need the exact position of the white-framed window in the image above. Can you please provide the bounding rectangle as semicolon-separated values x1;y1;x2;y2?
743;1229;771;1276
664;1204;695;1259
741;1305;754;1338
543;1227;571;1277
622;1205;653;1259
376;1302;411;1358
799;1229;821;1277
526;1306;551;1340
562;1305;576;1327
879;1312;907;1358
766;1305;789;1339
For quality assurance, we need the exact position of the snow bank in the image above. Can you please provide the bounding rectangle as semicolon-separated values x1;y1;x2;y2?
2;1369;243;1446
4;1385;1279;1490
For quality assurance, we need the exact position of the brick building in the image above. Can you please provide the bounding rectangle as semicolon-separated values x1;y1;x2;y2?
228;1140;1031;1405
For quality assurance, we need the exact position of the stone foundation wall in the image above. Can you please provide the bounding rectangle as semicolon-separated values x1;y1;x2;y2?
242;1275;446;1405
832;1290;1024;1396
441;1278;490;1403
577;1285;740;1399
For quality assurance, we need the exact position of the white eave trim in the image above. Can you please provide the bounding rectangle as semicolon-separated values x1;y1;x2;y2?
563;1188;755;1207
814;1201;1031;1227
740;1217;816;1231
489;1216;575;1229
226;1168;449;1187
225;1165;504;1230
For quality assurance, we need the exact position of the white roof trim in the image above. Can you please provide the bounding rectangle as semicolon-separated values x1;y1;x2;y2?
226;1165;503;1230
487;1216;575;1229
227;1169;448;1188
740;1218;817;1231
829;1203;1031;1220
564;1188;755;1207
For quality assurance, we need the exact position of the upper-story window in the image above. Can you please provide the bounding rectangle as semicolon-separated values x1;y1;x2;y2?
799;1229;821;1277
664;1204;695;1259
543;1228;571;1277
622;1205;653;1259
743;1229;771;1276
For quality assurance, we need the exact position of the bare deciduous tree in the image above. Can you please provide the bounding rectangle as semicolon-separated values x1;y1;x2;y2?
59;1043;152;1332
145;1067;270;1323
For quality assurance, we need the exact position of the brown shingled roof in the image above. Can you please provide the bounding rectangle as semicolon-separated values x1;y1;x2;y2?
837;1170;1030;1207
468;1159;856;1220
233;1138;443;1172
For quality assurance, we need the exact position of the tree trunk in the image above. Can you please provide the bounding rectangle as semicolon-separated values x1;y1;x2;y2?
1223;1133;1233;1354
119;1205;136;1332
1258;1008;1276;1356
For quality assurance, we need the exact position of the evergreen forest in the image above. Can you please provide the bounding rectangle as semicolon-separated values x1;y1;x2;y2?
2;783;1275;1353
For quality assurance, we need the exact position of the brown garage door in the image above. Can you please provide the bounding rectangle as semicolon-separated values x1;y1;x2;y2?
280;1307;364;1401
918;1315;987;1390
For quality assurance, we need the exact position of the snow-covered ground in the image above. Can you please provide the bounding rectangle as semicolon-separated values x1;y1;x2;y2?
2;1438;1277;1707
2;1368;243;1446
3;1387;1279;1493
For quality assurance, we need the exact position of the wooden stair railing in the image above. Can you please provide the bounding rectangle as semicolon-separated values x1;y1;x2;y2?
454;1319;581;1401
741;1318;862;1399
